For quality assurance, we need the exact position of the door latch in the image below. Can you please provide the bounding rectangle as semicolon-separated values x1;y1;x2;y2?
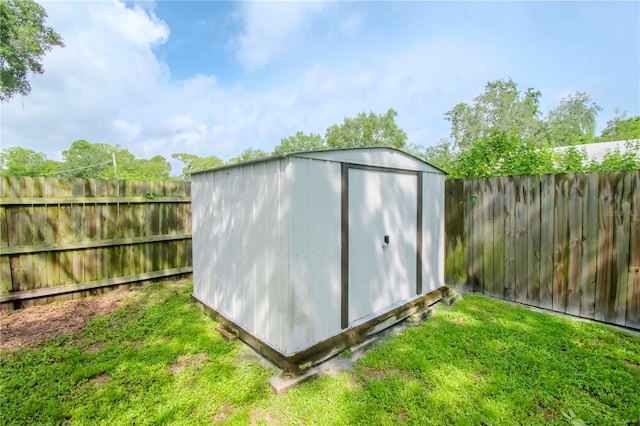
382;235;390;248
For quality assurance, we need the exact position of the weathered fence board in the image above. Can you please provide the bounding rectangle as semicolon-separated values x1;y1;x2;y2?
444;170;640;330
504;177;516;302
553;174;569;313
492;177;505;299
463;180;474;292
566;174;583;316
1;177;192;309
526;176;540;305
580;174;598;319
482;179;494;296
628;172;640;328
539;174;554;310
515;176;528;304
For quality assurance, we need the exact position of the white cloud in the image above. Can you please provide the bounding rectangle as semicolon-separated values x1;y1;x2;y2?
1;0;503;176
1;1;170;152
112;120;141;141
230;2;326;69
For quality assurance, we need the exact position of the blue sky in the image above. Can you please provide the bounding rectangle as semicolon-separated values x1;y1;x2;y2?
1;1;638;174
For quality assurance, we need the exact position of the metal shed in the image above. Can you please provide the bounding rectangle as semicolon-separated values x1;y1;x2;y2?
191;147;447;372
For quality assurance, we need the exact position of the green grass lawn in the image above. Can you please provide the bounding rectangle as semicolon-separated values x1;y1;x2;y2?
1;281;639;425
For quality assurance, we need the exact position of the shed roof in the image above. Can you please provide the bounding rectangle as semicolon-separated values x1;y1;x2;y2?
190;146;447;176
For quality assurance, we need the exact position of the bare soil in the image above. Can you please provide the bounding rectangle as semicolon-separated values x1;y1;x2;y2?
166;353;209;374
0;290;136;351
87;373;111;387
212;403;234;424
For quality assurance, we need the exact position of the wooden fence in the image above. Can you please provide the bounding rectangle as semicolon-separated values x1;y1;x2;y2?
0;177;192;309
445;171;640;329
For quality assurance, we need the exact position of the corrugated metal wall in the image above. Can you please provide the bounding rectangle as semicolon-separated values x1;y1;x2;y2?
192;149;445;356
422;172;445;294
192;158;292;352
287;158;342;352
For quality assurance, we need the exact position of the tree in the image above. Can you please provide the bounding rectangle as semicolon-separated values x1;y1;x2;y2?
445;79;544;150
0;0;64;101
227;148;269;164
61;140;114;178
130;155;171;181
272;131;326;155
421;141;454;172
545;92;602;145
61;140;171;180
554;145;589;173
325;109;407;149
171;153;224;179
0;146;60;176
448;130;555;179
597;112;640;142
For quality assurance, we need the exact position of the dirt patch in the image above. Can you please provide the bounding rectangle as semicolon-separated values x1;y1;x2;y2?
167;278;191;288
249;408;280;425
452;317;466;326
0;290;136;351
212;403;235;424
123;340;144;350
473;372;486;381
85;342;106;353
624;360;639;371
397;411;408;422
362;366;388;380
167;353;209;374
87;373;111;387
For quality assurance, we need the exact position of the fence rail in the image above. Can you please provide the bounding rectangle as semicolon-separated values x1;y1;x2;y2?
0;176;192;309
445;171;640;329
3;172;638;327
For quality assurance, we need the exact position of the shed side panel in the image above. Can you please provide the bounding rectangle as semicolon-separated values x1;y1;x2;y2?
241;165;258;332
254;159;285;348
193;159;289;352
253;161;268;342
217;168;241;320
288;157;342;353
279;158;293;353
422;172;445;293
192;172;215;305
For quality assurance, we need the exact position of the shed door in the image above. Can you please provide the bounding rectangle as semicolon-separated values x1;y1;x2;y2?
348;168;417;324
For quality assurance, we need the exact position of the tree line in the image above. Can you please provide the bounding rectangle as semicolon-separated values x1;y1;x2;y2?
419;78;640;178
2;79;639;181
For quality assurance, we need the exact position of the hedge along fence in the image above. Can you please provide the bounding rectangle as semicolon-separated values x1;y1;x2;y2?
0;177;192;309
445;170;640;330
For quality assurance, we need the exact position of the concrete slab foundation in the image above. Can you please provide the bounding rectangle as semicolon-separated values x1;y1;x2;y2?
268;368;319;396
441;293;462;306
350;337;378;362
408;307;434;323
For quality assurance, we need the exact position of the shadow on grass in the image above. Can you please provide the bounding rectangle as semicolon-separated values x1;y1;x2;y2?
267;294;640;425
1;286;639;425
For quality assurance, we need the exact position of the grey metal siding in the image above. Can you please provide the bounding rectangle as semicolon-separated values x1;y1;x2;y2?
287;157;342;353
192;158;291;352
421;172;445;293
